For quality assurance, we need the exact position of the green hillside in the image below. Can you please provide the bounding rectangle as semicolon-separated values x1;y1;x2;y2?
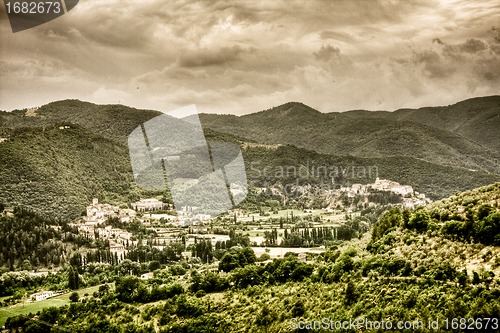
199;100;500;174
2;98;500;220
337;95;500;152
207;128;500;200
235;144;500;201
0;100;162;146
1;123;499;220
2;97;499;175
425;182;500;245
2;182;500;332
0;123;163;221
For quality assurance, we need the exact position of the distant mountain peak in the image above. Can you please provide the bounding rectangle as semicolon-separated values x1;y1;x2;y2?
245;101;321;120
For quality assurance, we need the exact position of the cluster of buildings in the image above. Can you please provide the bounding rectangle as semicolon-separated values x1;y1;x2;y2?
85;198;136;224
68;198;216;261
341;178;413;197
69;222;133;241
336;178;431;209
30;290;66;302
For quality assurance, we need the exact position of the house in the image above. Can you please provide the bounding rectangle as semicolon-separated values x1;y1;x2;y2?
195;214;211;221
110;242;125;251
181;206;198;212
119;209;136;223
132;198;165;211
86;198;121;222
140;272;154;280
149;214;177;221
30;291;54;302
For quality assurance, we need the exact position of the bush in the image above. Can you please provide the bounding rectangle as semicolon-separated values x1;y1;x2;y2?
259;253;271;261
219;247;256;272
291;299;305;317
69;291;79;302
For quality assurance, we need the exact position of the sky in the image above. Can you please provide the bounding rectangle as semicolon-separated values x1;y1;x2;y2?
1;0;499;115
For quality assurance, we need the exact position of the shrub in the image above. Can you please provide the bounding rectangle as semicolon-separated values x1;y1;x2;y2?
69;291;79;302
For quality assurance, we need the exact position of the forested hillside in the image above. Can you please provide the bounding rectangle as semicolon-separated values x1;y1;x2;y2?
2;97;500;174
4;182;500;332
2;123;499;221
0;123;163;220
0;100;162;146
199;100;500;174
337;96;500;153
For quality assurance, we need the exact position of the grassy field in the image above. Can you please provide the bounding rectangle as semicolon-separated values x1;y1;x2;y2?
0;283;114;327
0;298;67;327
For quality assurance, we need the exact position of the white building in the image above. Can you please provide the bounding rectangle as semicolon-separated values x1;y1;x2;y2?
131;199;165;211
30;291;54;302
195;214;211;221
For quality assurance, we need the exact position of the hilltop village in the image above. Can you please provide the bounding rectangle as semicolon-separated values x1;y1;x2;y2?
337;177;432;210
63;178;431;260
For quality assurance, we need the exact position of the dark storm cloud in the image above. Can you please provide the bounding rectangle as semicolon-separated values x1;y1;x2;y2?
413;50;456;78
490;27;500;43
443;38;488;56
177;46;253;68
410;34;500;86
313;44;342;62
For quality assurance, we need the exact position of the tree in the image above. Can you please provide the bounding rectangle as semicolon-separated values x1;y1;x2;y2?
21;259;32;271
408;207;431;232
259;253;271;262
344;281;358;305
477;204;493;221
291;299;305;317
218;247;256;272
402;209;411;228
371;208;401;241
115;276;144;302
232;265;262;288
149;260;161;271
0;202;4;213
98;284;110;297
69;292;79;302
68;266;79;290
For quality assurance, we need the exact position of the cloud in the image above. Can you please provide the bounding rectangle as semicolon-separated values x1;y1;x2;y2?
313;44;342;62
443;38;488;56
319;31;359;44
177;45;250;68
1;0;499;114
490;27;500;43
413;50;456;78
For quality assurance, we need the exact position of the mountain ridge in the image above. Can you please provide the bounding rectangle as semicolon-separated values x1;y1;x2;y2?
2;122;500;220
199;97;500;174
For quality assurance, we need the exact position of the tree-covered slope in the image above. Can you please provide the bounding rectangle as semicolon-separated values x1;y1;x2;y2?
0;123;162;220
2;97;499;175
338;96;500;153
0;100;162;146
199;99;500;174
1;124;500;220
